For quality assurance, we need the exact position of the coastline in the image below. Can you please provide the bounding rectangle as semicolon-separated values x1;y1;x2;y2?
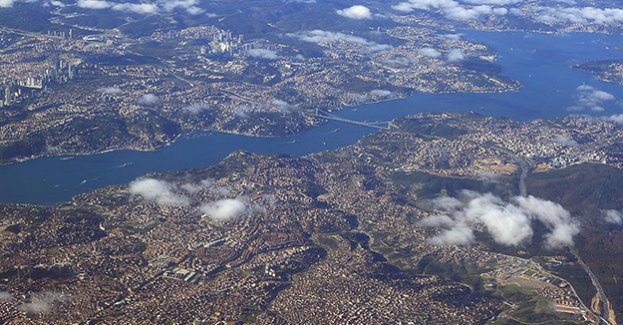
0;84;521;167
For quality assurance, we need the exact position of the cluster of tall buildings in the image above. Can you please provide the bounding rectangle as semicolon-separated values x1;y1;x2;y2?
206;30;245;56
47;28;73;39
202;31;278;59
0;83;34;108
0;57;76;108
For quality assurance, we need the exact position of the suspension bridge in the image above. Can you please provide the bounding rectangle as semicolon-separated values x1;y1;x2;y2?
309;108;396;130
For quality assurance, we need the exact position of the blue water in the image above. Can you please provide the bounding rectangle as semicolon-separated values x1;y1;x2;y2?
2;30;623;204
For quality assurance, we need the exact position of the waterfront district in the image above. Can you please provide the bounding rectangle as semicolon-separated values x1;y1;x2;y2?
1;113;623;324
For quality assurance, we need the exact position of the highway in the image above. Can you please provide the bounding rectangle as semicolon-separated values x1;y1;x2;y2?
510;151;612;325
513;152;611;325
571;248;612;325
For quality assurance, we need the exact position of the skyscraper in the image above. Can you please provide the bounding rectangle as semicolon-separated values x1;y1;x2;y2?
4;86;11;106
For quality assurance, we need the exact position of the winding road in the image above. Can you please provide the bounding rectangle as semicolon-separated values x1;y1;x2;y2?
513;153;612;325
571;248;612;325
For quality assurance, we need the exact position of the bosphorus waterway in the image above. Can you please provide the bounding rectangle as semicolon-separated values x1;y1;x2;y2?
2;30;623;204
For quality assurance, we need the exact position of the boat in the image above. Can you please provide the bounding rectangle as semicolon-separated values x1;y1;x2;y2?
113;162;133;169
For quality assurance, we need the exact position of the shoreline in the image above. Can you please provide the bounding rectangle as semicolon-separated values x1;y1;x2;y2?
0;85;521;167
1;28;620;167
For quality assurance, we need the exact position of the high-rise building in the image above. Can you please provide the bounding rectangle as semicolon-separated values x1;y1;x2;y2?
68;63;74;80
4;86;11;106
53;56;61;77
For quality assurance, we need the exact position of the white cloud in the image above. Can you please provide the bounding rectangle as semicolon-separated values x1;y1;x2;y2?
514;195;579;249
233;105;250;118
183;103;212;114
98;87;122;95
199;198;249;221
535;6;623;25
419;47;442;58
19;292;68;316
129;178;189;206
420;191;579;249
248;48;280;60
0;0;15;7
20;301;53;315
419;214;456;227
288;30;391;52
585;88;615;101
392;0;456;12
429;222;475;245
552;134;578;147
369;89;393;97
447;48;465;62
567;85;615;112
462;0;521;4
478;172;502;183
129;177;265;220
180;179;230;196
111;2;158;14
466;193;533;246
77;0;203;15
336;5;373;19
78;0;156;13
446;4;505;20
0;291;12;300
180;182;202;194
202;180;232;197
50;0;65;6
77;0;111;9
5;0;198;14
160;0;203;15
137;93;160;105
444;33;463;40
272;99;297;113
392;0;509;21
607;114;623;124
185;6;203;14
604;210;623;225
